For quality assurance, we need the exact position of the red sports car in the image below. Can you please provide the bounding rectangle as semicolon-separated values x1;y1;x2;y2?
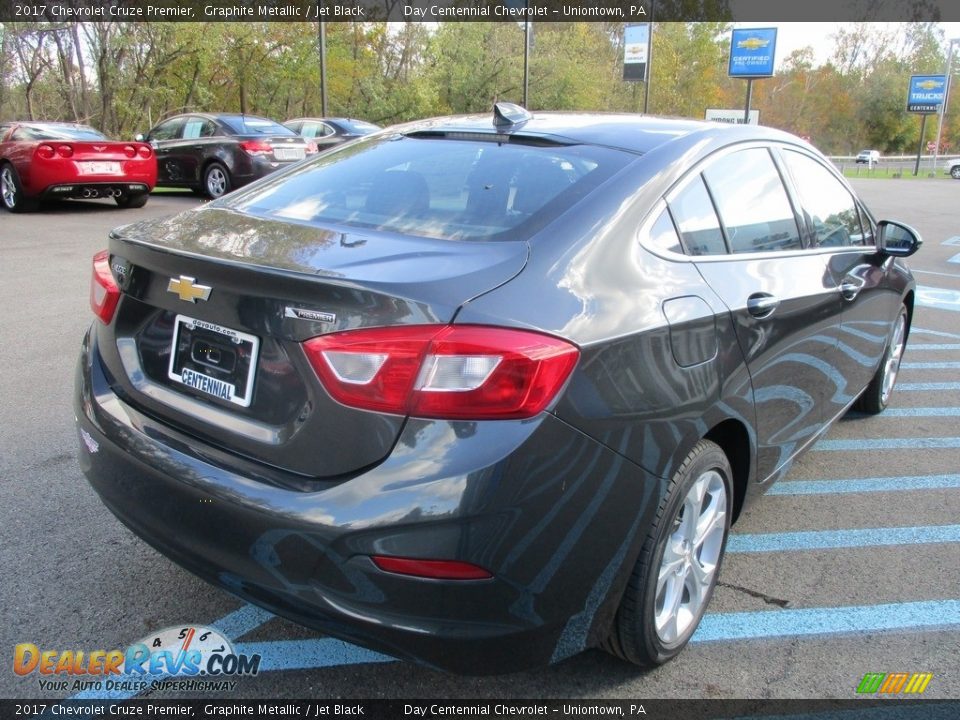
0;122;157;212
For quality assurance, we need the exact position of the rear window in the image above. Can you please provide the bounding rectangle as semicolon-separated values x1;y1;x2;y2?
14;125;107;141
220;116;296;136
339;120;381;134
230;135;631;241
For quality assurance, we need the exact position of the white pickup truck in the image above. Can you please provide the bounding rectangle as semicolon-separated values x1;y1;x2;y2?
947;158;960;179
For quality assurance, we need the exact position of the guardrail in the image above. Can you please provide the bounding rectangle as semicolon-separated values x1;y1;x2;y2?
827;155;960;177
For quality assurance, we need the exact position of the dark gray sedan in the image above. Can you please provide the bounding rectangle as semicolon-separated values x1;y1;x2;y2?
76;105;919;673
139;113;317;198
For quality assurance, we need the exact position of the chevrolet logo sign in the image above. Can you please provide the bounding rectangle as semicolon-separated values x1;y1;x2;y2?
917;80;944;90
737;38;770;50
167;276;212;303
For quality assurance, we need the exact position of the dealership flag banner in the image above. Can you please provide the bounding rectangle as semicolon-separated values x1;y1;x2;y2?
623;24;650;81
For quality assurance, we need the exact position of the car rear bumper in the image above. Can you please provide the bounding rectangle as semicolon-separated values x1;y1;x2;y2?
75;327;659;673
42;182;151;200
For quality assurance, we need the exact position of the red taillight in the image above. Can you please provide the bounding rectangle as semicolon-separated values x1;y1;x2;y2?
137;145;152;159
37;144;55;160
239;140;272;156
303;325;579;420
305;141;319;154
371;556;492;580
90;250;120;324
123;145;137;158
56;144;74;158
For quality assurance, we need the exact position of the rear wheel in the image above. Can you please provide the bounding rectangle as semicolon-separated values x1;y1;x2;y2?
203;162;231;199
605;439;732;667
1;163;37;213
115;192;149;209
951;166;960;180
857;305;908;414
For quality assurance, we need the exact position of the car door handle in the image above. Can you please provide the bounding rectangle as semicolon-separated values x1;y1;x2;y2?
747;293;779;318
839;277;865;301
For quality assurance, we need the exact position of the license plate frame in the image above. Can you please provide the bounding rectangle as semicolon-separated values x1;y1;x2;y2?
78;161;122;175
273;147;305;161
167;314;259;407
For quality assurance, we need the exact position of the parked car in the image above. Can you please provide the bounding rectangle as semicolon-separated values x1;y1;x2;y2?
0;121;155;212
856;149;881;164
283;117;382;151
77;105;920;673
946;157;960;179
138;113;318;198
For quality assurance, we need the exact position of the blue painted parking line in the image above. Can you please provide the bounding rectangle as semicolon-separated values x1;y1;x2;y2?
913;269;960;279
883;406;960;416
767;473;960;496
917;286;960;312
900;361;960;369
949;253;960;264
727;525;960;553
691;599;960;642
814;437;960;451
943;236;960;247
234;638;394;671
912;326;960;339
899;382;960;391
907;343;960;351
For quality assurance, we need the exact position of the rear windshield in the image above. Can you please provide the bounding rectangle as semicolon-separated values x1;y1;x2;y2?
229;135;632;241
17;125;107;141
340;119;381;134
220;116;296;136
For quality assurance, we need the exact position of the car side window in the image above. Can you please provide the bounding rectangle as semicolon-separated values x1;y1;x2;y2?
703;148;802;254
857;205;875;247
667;176;726;256
150;118;184;142
647;208;684;255
782;150;865;248
320;123;336;137
182;118;205;140
297;122;316;138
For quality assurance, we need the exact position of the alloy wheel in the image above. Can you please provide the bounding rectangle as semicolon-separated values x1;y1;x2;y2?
880;311;907;405
654;469;728;643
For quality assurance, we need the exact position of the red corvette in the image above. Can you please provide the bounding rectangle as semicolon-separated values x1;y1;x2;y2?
0;122;157;212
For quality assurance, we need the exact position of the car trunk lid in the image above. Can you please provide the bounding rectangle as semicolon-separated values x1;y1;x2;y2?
96;207;527;479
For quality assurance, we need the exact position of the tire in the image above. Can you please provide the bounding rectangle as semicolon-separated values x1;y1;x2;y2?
203;162;231;199
1;163;37;213
951;166;960;180
115;192;149;209
605;439;732;667
857;305;908;414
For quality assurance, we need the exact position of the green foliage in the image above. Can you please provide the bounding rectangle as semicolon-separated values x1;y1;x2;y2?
0;20;954;157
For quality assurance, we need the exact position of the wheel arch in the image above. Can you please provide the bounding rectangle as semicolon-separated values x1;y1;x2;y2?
703;418;752;525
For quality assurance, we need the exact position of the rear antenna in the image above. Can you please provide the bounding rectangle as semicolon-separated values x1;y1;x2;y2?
493;102;532;128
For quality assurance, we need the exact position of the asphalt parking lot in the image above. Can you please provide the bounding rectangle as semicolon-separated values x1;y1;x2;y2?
1;180;958;702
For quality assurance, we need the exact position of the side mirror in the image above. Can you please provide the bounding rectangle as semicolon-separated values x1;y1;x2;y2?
877;220;922;258
134;133;145;142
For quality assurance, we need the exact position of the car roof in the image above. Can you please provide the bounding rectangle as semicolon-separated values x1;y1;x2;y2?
388;111;802;155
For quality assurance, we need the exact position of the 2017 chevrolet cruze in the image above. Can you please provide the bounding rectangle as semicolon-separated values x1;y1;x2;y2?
76;105;920;673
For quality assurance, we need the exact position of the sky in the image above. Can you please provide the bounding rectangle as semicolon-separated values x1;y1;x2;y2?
733;22;960;68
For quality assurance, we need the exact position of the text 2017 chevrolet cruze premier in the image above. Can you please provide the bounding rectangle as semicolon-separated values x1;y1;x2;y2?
76;106;920;673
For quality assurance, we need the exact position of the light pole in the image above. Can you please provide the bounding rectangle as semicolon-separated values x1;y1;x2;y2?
932;38;959;174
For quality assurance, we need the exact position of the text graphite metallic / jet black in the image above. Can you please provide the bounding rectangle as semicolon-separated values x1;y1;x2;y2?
76;106;920;673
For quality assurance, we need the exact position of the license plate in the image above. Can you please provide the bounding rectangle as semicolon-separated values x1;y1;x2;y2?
274;148;305;161
167;315;259;407
78;161;121;175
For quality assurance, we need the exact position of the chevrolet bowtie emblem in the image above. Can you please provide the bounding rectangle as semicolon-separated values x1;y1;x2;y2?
167;276;212;303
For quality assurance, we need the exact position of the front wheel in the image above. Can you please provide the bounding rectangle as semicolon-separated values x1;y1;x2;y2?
605;439;732;667
203;162;231;199
857;305;908;414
